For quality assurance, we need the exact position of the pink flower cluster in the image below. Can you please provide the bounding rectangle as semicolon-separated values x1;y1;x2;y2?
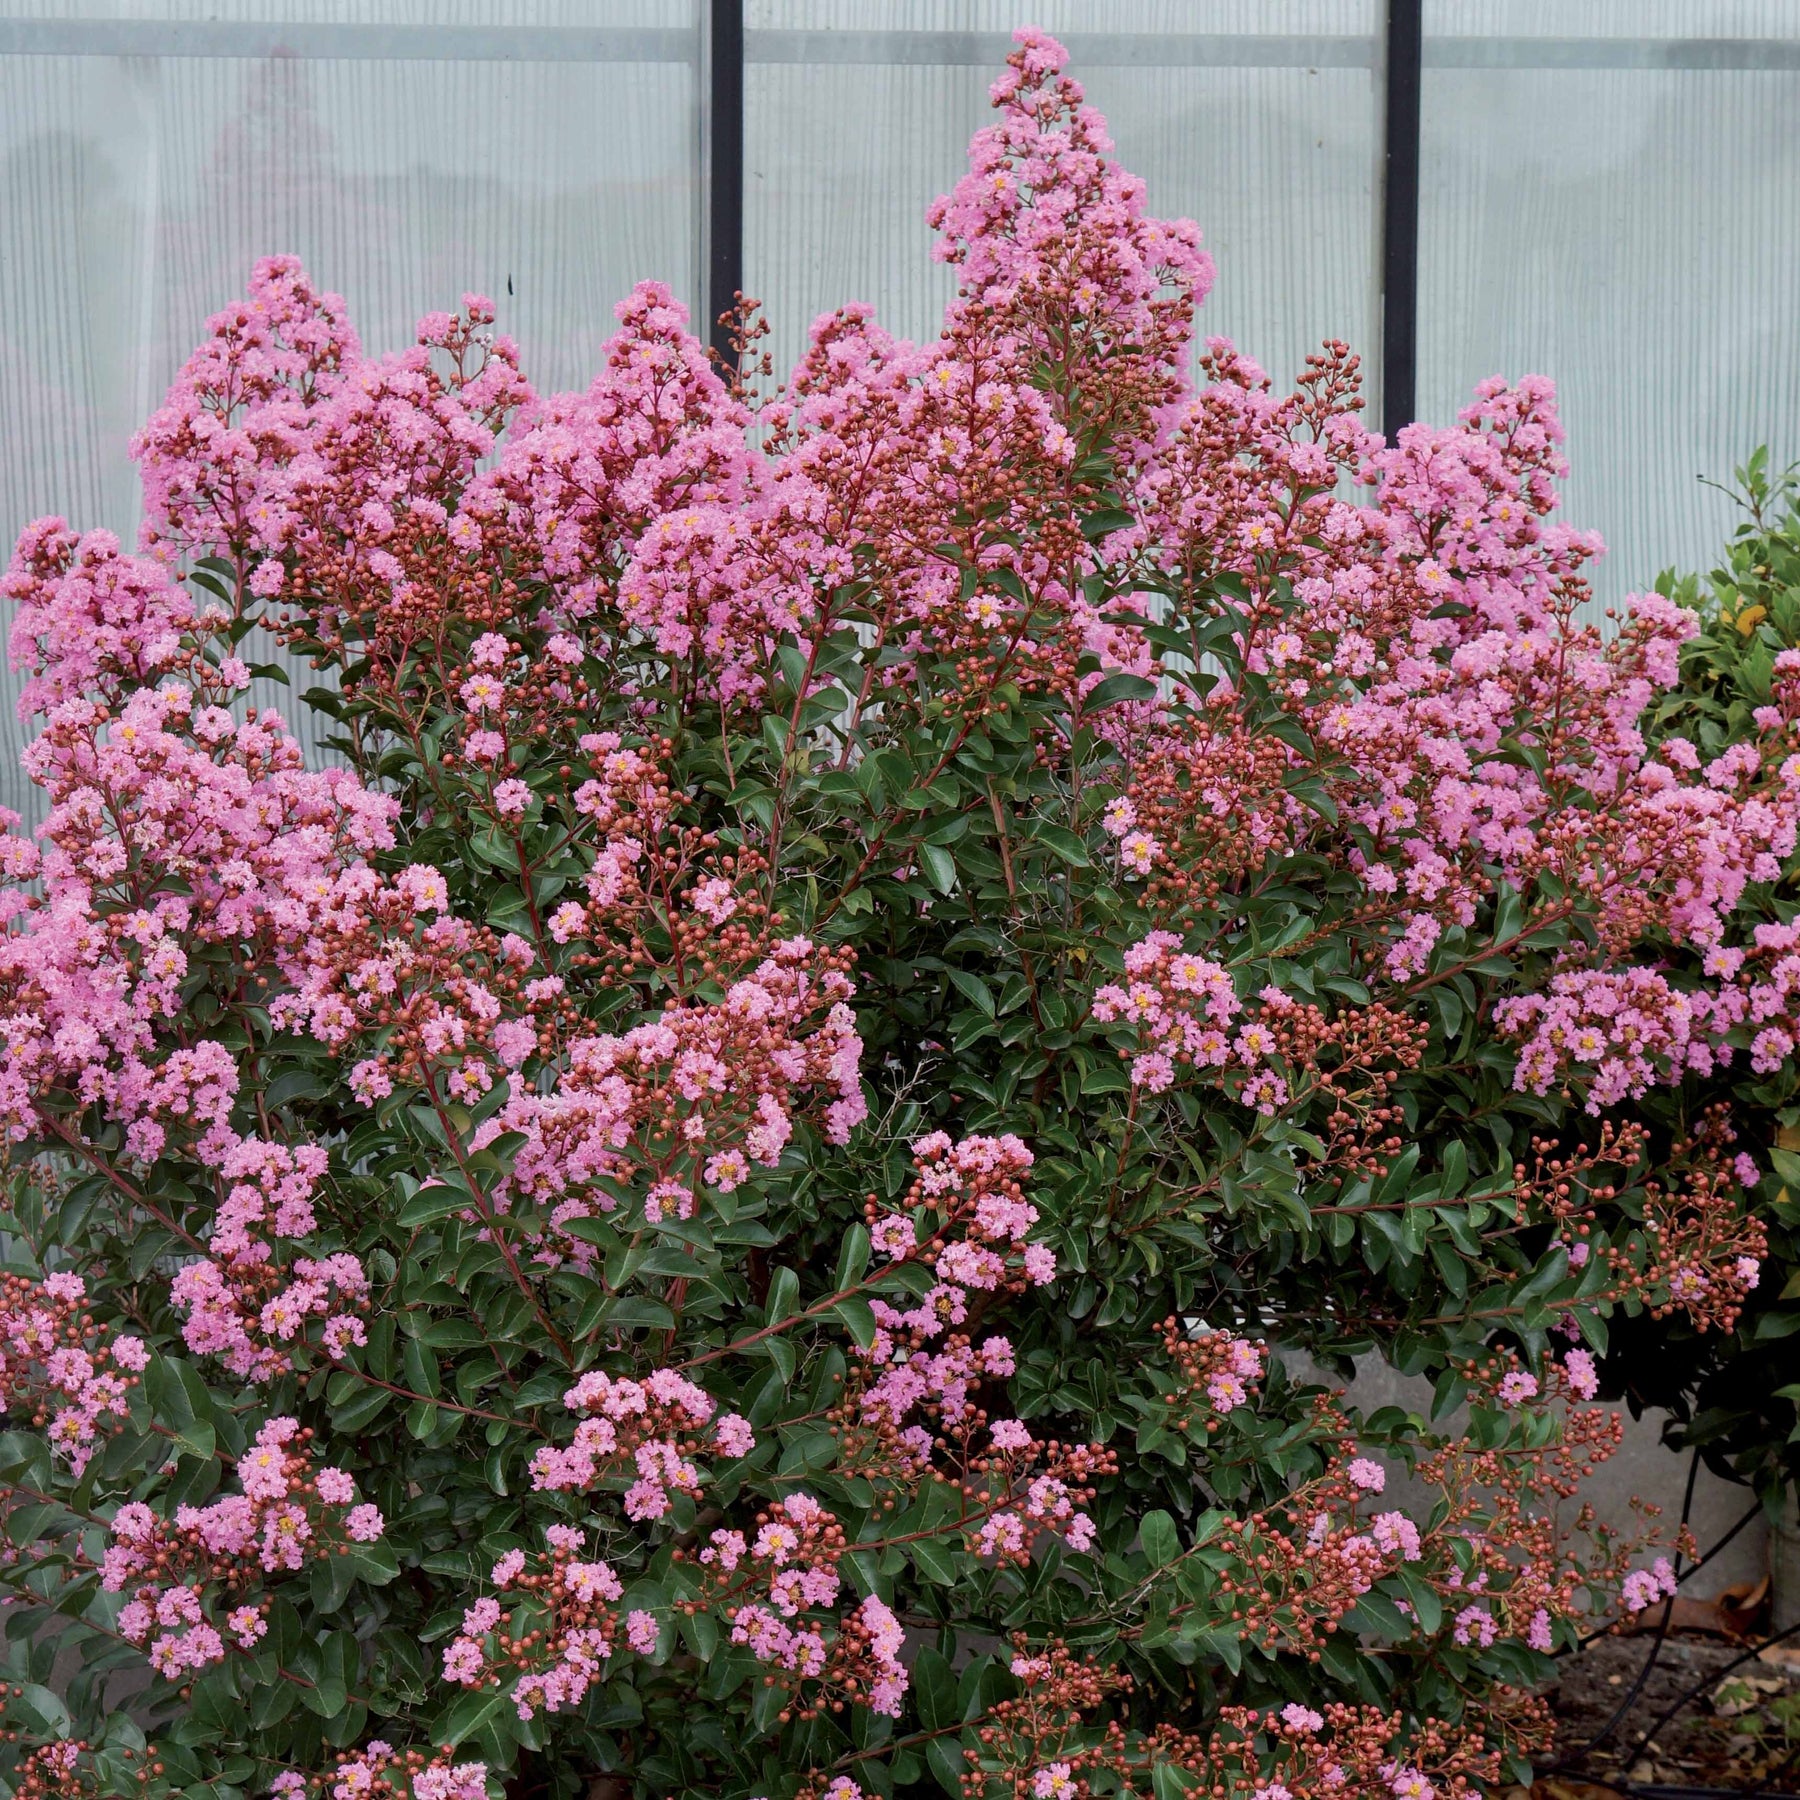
464;278;758;644
0;532;396;1169
129;255;362;564
696;1494;909;1718
2;520;197;719
971;1453;1101;1563
527;1364;754;1514
0;1270;145;1477
271;1745;490;1800
928;28;1212;373
1105;287;1800;1104
815;1135;1117;1573
1499;854;1800;1115
439;1528;629;1721
1500;967;1722;1111
103;1417;382;1679
494;932;866;1249
1142;1319;1270;1434
1621;1556;1679;1615
138;266;527;668
857;1133;1053;1450
264;857;555;1106
439;1498;907;1730
168;1135;369;1378
1092;932;1288;1111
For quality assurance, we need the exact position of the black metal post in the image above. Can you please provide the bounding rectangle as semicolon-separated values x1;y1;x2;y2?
1381;0;1422;439
706;0;744;368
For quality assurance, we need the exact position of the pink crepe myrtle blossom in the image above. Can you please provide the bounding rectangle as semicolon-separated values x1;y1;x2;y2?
101;1417;384;1681
0;1272;143;1478
1622;1557;1680;1615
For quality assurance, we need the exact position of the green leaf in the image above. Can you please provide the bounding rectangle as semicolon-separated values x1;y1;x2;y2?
299;1674;348;1718
946;969;995;1017
1153;1764;1197;1800
1348;1586;1411;1638
1397;1565;1443;1635
311;1547;361;1614
396;1179;474;1228
12;1683;70;1736
145;1356;217;1459
832;1296;878;1350
263;1066;332;1108
1139;1509;1180;1568
764;1266;800;1324
927;1735;967;1798
1284;774;1339;823
908;1538;960;1584
835;1223;872;1291
1084;672;1159;710
1080;505;1136;541
348;1538;400;1586
437;1684;511;1747
1771;1147;1800;1188
1025;821;1090;867
912;1646;958;1730
919;842;958;894
328;1381;391;1435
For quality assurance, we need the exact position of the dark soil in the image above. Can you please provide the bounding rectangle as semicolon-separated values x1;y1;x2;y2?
1506;1631;1800;1798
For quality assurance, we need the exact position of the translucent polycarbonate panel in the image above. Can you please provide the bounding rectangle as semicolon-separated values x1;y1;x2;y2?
1418;1;1800;605
2;2;685;17
0;4;700;810
1426;0;1800;38
745;1;1382;399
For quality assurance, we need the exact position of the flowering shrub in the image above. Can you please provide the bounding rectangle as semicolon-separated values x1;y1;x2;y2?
0;28;1790;1800
1595;449;1800;1501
